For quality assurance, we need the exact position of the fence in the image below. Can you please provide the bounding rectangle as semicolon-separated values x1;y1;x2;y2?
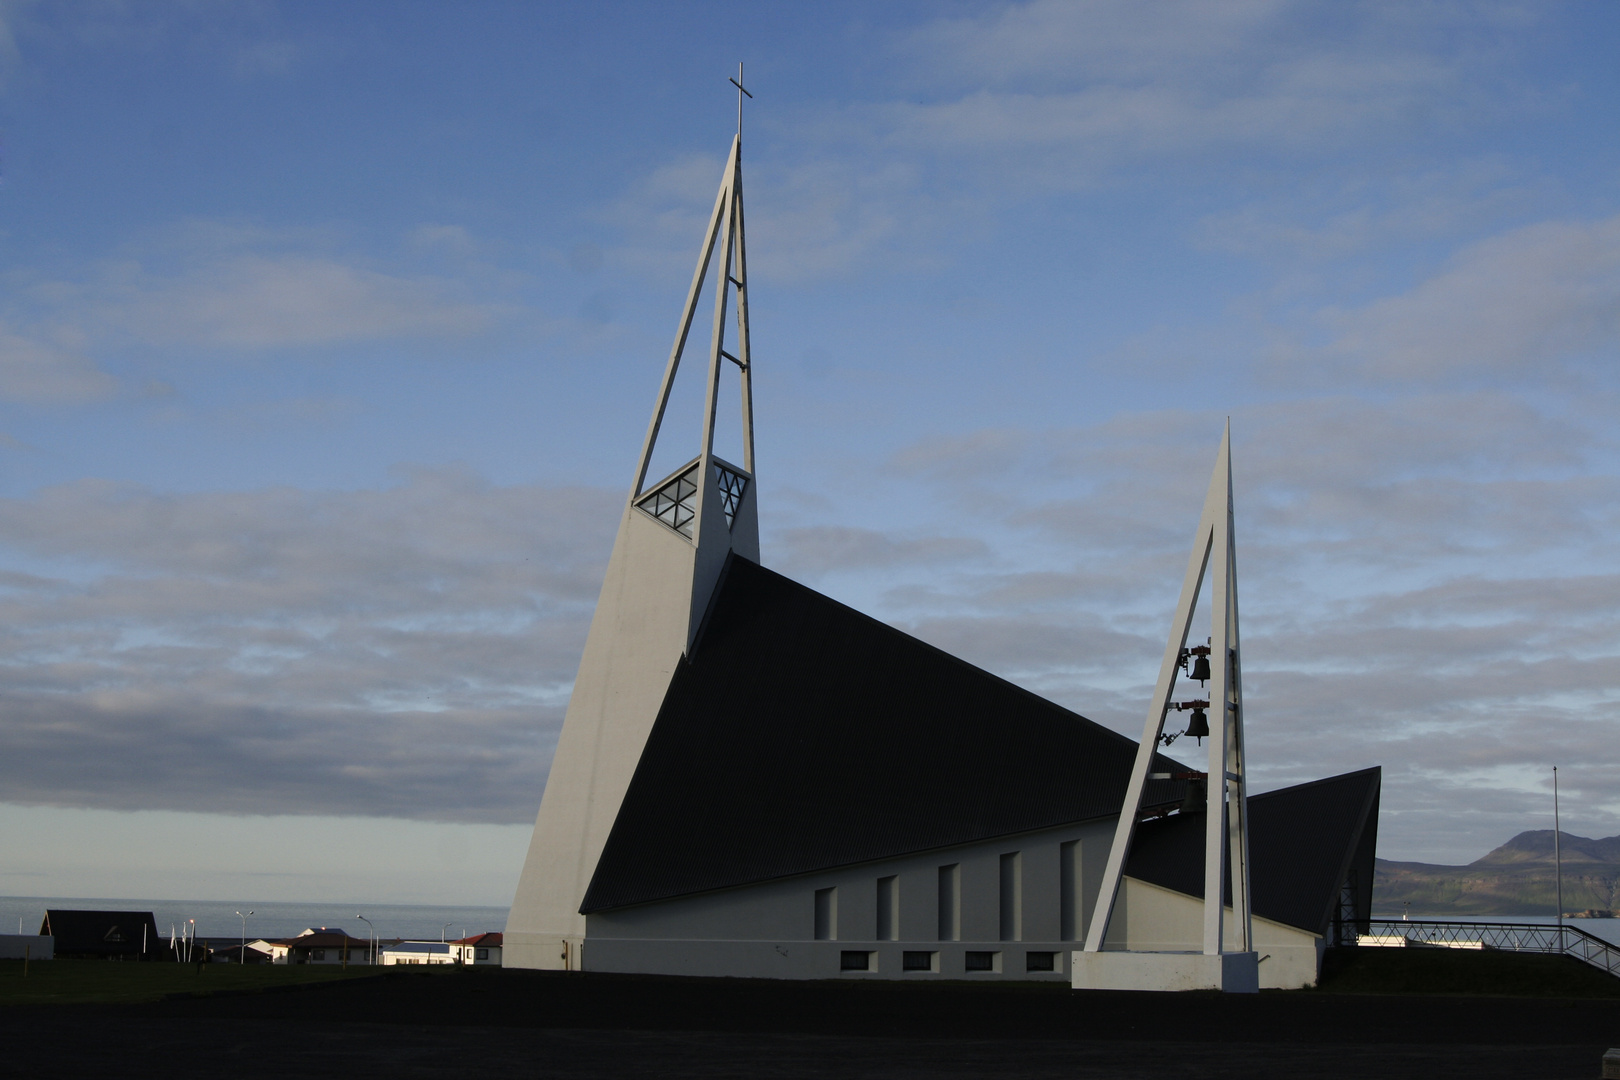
1358;919;1620;979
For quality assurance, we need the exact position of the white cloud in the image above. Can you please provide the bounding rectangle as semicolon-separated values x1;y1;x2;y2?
879;0;1504;182
0;321;118;403
804;392;1620;862
0;469;619;823
1319;215;1620;380
94;251;500;350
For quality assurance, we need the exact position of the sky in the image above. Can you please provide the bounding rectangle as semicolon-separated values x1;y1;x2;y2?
0;1;1617;907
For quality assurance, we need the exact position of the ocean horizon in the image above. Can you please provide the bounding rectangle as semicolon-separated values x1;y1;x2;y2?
3;895;508;944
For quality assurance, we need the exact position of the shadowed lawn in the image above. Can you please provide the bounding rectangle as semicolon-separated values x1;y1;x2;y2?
1315;946;1620;997
0;958;389;1005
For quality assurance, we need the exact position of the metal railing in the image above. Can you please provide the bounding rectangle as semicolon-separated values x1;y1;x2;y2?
1357;919;1620;979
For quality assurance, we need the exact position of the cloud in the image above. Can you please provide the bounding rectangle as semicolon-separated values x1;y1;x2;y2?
86;242;502;350
803;391;1620;862
878;0;1509;183
0;322;119;403
1318;215;1620;381
0;469;620;823
772;525;987;578
0;221;517;389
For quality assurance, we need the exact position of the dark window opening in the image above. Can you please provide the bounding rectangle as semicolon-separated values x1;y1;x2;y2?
1025;951;1056;972
475;948;489;960
840;950;871;971
814;887;837;941
964;951;996;972
902;951;934;971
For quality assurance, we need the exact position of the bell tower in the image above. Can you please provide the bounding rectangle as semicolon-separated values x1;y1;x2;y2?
505;86;758;970
1074;423;1259;992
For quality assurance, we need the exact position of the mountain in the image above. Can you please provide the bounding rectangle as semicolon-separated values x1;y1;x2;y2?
1374;831;1620;916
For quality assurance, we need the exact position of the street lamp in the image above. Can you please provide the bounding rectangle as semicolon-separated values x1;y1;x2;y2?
441;922;453;944
235;910;254;965
356;914;375;966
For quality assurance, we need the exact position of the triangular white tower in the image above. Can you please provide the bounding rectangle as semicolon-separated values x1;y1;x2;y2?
1074;423;1258;992
505;125;757;971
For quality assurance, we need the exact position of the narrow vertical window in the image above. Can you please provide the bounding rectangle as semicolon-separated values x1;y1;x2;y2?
999;851;1022;942
814;886;837;941
937;864;960;941
1060;839;1080;941
877;876;898;941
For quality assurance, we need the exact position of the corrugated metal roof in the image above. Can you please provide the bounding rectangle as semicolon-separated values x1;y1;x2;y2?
582;555;1191;914
1125;766;1381;935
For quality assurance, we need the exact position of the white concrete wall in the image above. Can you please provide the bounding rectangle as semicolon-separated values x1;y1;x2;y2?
506;458;759;970
1102;876;1322;989
583;819;1116;981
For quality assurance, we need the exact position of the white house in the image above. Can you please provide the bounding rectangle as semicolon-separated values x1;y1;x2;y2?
381;941;456;966
451;932;502;966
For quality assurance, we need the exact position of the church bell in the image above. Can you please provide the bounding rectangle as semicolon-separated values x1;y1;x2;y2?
1185;706;1210;742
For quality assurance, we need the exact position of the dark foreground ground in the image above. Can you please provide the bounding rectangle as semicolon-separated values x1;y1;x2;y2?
3;950;1618;1079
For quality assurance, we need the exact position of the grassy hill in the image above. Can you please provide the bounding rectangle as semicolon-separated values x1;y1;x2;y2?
1374;830;1620;916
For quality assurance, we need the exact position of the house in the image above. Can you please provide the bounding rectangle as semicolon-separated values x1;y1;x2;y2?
41;910;163;961
264;928;372;965
380;941;457;965
210;942;276;964
451;932;502;966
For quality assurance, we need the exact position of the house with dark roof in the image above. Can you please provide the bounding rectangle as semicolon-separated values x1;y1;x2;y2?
259;928;371;965
504;127;1379;989
41;910;164;961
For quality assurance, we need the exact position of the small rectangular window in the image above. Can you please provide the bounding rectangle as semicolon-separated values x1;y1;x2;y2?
964;951;997;972
839;950;871;971
937;864;960;941
902;950;936;972
877;875;898;941
1025;951;1056;972
475;948;488;960
814;886;837;941
312;949;326;961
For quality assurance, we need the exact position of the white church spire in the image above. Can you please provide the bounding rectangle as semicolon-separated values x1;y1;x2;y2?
505;80;760;969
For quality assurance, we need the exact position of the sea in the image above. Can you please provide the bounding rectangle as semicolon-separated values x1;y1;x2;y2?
2;895;507;945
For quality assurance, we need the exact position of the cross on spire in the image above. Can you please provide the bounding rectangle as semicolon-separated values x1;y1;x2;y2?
729;62;752;136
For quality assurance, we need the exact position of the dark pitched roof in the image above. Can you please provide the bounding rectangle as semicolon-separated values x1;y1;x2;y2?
582;555;1190;914
1125;766;1382;935
274;931;369;948
453;932;503;946
41;909;163;957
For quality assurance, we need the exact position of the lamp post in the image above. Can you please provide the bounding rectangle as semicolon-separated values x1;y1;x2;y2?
235;910;254;965
1553;766;1563;945
356;914;375;966
441;922;453;944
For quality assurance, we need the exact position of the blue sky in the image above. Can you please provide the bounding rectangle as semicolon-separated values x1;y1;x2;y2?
1;1;1617;906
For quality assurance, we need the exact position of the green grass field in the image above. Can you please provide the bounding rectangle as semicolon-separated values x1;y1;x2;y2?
0;958;389;1006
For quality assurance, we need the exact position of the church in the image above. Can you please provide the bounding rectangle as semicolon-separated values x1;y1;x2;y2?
504;108;1379;991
